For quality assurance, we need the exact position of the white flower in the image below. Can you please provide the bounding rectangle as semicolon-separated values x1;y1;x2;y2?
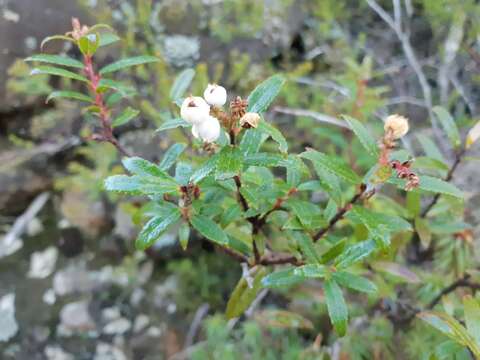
384;114;409;139
203;84;227;107
180;96;210;125
192;116;221;143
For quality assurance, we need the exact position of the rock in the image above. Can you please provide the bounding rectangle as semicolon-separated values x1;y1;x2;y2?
94;342;127;360
44;346;75;360
57;227;84;258
103;318;131;335
0;293;18;342
102;307;121;322
133;314;150;333
27;246;58;279
53;261;99;296
59;300;95;333
42;288;56;305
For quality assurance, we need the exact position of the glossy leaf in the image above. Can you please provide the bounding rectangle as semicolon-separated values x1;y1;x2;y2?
296;233;321;264
97;79;136;97
169;68;195;100
99;32;121;47
300;149;361;184
343;115;378;157
190;214;229;245
258;121;288;153
156;118;190;132
247;74;286;113
215;146;243;180
244;153;283;167
112;107;140;127
99;56;159;75
239;129;268;155
433;106;461;148
190;155;219;184
332;271;377;293
324;279;348;336
463;296;480;345
293;264;327;278
78;34;99;56
25;54;84;69
30;66;88;82
136;208;181;250
122;157;171;178
335;239;376;269
104;175;178;195
261;268;304;288
159;143;187;171
46;91;92;104
418;176;463;199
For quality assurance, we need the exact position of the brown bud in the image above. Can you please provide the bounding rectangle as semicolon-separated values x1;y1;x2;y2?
240;112;260;129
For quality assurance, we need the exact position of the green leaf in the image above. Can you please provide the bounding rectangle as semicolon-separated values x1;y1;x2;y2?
261;268;304;288
99;56;159;75
244;153;283;167
320;239;346;264
418;176;463;199
433;106;461;148
288;200;321;228
342;115;379;157
226;268;267;319
122;157;171;178
215;146;243;181
332;271;377;293
418;312;480;357
104;175;178;195
300;149;361;184
335;239;376;269
159;143;187;171
293;264;327;278
99;32;121;47
136;208;181;250
463;296;480;345
281;155;308;187
97;79;136;97
78;34;99;56
239;129;268;155
416;134;446;163
324;279;348;336
178;222;190;250
156;118;190;132
169;68;195;100
296;233;321;264
247;74;286;113
258;120;288;153
25;54;84;69
46;91;92;104
190;214;229;245
40;35;75;49
190;155;219;184
30;66;88;82
112;107;140;127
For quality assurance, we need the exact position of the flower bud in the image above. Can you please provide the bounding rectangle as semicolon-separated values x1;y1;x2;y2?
192;116;221;143
203;84;227;107
384;114;409;139
180;96;210;125
240;112;260;128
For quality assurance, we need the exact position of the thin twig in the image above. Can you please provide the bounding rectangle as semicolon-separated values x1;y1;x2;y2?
426;274;480;310
184;303;210;349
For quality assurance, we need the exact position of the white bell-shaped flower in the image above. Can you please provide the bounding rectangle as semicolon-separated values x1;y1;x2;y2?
180;96;210;125
203;84;227;107
191;116;221;143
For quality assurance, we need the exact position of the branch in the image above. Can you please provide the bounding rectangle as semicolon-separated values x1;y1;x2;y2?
273;107;350;129
312;184;368;242
426;274;480;310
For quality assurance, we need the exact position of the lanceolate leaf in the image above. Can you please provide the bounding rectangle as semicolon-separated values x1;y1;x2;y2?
178;221;190;250
122;157;171;178
240;129;269;155
296;233;321;264
247;74;286;113
25;54;84;69
300;149;361;184
169;68;195;100
99;32;121;47
30;66;88;82
261;268;304;288
258;121;288;153
112;107;140;127
136;209;181;250
332;271;378;293
215;146;243;180
190;214;229;246
104;175;178;195
244;153;283;167
417;176;463;199
463;296;480;345
371;261;420;283
99;56;159;75
335;239;376;269
40;35;75;49
226;268;267;319
156;118;190;132
190;155;219;184
342;115;379;157
293;264;327;278
98;79;136;97
324;279;348;337
159;143;187;171
46;91;93;104
433;106;461;148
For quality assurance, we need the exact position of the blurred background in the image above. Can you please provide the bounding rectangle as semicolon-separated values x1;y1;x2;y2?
1;0;480;359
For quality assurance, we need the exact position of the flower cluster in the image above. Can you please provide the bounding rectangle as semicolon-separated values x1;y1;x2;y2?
180;84;227;143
